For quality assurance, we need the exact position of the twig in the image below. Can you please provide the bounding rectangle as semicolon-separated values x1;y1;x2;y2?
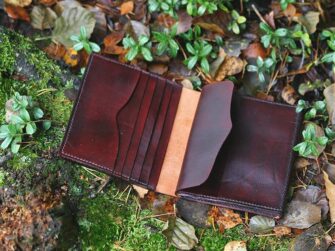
139;212;176;221
97;176;112;193
251;4;268;25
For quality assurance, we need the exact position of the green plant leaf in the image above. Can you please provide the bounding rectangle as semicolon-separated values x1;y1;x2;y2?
20;109;30;121
200;57;210;73
186;55;198;69
11;136;21;154
275;28;288;37
317;136;328;146
126;47;139;61
141;47;153;61
43;120;52;131
26;122;36;135
10;115;25;124
90;42;101;53
73;42;84;51
138;35;150;46
33;107;44;119
1;136;13;150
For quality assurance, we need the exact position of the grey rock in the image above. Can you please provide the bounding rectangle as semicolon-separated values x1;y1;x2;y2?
176;199;210;228
290;223;329;251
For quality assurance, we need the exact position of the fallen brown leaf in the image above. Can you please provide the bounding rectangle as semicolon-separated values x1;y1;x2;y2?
216;208;243;230
103;31;126;55
242;42;267;59
4;0;31;7
273;226;291;237
156;13;176;28
148;63;168;75
43;42;66;60
63;48;79;67
224;241;247;251
214;56;244;81
132;185;148;198
283;4;296;21
324;163;335;223
281;85;298;105
120;1;134;15
39;0;57;6
4;3;30;22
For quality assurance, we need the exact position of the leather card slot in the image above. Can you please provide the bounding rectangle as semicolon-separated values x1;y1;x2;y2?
139;81;172;186
146;83;182;189
60;54;141;172
112;72;149;177
130;77;166;182
121;74;158;180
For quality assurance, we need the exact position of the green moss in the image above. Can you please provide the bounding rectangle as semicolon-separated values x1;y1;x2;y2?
0;28;15;73
78;186;171;251
199;225;291;251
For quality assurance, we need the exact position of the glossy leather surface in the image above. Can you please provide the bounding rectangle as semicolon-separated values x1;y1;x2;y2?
177;92;302;217
60;54;182;189
60;54;302;217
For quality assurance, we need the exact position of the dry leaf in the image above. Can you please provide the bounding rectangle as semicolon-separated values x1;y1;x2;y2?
293;11;320;34
177;11;192;34
4;0;31;7
273;226;291;237
120;1;134;15
214;56;244;81
283;4;296;21
281;85;298;105
324;84;335;129
264;11;275;29
323;165;335;223
249;215;275;234
280;200;321;229
31;5;57;30
43;42;66;60
193;11;230;35
39;0;57;6
148;63;168;75
255;92;274;102
52;6;95;47
224;241;247;251
217;208;243;230
4;4;30;21
103;31;125;55
132;185;148;198
162;217;198;250
156;13;176;28
181;79;194;90
242;42;267;59
63;48;79;67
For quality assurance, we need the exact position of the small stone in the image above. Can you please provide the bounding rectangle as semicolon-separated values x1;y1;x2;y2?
290;223;329;251
176;199;210;228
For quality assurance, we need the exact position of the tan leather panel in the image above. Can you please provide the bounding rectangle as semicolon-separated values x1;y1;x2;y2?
156;87;200;196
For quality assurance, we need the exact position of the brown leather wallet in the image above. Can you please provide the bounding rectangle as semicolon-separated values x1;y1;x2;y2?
60;54;303;217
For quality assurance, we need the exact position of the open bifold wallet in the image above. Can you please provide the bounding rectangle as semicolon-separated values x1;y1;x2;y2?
60;54;303;217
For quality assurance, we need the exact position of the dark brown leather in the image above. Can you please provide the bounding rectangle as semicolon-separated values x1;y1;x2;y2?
60;54;302;218
177;92;302;217
60;54;182;189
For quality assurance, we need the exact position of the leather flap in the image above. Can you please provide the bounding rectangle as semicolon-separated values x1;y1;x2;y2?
177;81;234;191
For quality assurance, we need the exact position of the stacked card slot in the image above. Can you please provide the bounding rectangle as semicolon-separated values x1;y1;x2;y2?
138;81;171;185
112;71;149;177
121;75;158;180
147;83;182;189
130;77;166;183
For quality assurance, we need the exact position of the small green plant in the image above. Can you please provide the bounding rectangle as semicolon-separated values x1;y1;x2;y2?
325;127;335;142
321;29;335;72
153;24;179;57
71;27;101;54
293;123;328;157
298;79;332;96
182;0;218;16
296;99;328;121
0;93;51;153
292;25;312;48
247;57;276;83
0;170;5;187
228;10;246;34
148;0;181;17
184;40;213;73
280;0;296;10
180;25;202;42
122;35;153;62
260;23;296;50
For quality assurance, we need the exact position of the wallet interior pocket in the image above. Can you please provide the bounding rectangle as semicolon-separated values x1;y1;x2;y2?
177;91;302;217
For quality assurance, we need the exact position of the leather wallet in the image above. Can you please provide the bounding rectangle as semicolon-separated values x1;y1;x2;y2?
60;54;303;217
